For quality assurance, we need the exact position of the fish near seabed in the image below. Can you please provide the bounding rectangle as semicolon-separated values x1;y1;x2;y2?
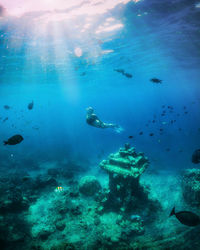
28;101;34;110
191;149;200;164
4;135;24;145
170;207;200;226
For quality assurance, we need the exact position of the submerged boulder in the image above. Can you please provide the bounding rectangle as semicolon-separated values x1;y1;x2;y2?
182;169;200;206
79;176;101;196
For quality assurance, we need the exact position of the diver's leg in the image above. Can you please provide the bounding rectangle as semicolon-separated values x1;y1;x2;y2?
102;123;118;128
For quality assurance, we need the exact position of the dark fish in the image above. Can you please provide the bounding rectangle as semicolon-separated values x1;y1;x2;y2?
149;133;154;136
162;105;165;108
124;73;132;78
179;149;183;153
139;132;143;135
178;128;182;131
32;126;39;130
4;105;10;110
184;111;188;114
161;114;165;116
192;149;200;164
81;72;86;76
152;120;155;123
128;136;133;139
177;113;180;116
3;117;8;122
150;78;162;84
4;134;23;145
114;69;125;74
166;148;170;152
28;101;34;110
183;106;187;109
171;120;174;124
160;128;163;131
170;207;200;227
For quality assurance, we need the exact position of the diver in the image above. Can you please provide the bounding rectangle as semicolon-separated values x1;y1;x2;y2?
86;107;123;133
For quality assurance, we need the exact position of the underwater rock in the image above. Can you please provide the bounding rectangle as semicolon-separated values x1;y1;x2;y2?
39;229;52;241
47;168;61;177
35;176;58;189
182;169;200;206
70;204;82;216
50;242;76;250
98;212;144;246
0;188;30;214
79;176;101;196
69;186;79;198
55;221;66;231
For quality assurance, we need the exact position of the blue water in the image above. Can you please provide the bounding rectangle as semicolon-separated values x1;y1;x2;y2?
1;0;200;172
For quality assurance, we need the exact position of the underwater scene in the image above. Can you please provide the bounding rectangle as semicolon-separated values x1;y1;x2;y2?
0;0;200;249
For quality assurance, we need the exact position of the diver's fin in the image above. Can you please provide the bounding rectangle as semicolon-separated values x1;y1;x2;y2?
170;207;175;217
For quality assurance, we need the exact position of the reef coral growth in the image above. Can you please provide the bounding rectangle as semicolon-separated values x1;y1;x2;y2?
1;146;200;249
79;175;101;196
182;169;200;207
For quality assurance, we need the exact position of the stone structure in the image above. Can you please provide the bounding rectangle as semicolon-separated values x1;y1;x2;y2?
100;144;149;212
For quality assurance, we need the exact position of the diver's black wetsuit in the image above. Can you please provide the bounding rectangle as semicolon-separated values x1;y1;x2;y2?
86;114;105;128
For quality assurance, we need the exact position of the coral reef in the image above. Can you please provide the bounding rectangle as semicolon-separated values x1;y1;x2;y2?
2;151;200;250
79;176;101;196
26;179;144;250
182;169;200;207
